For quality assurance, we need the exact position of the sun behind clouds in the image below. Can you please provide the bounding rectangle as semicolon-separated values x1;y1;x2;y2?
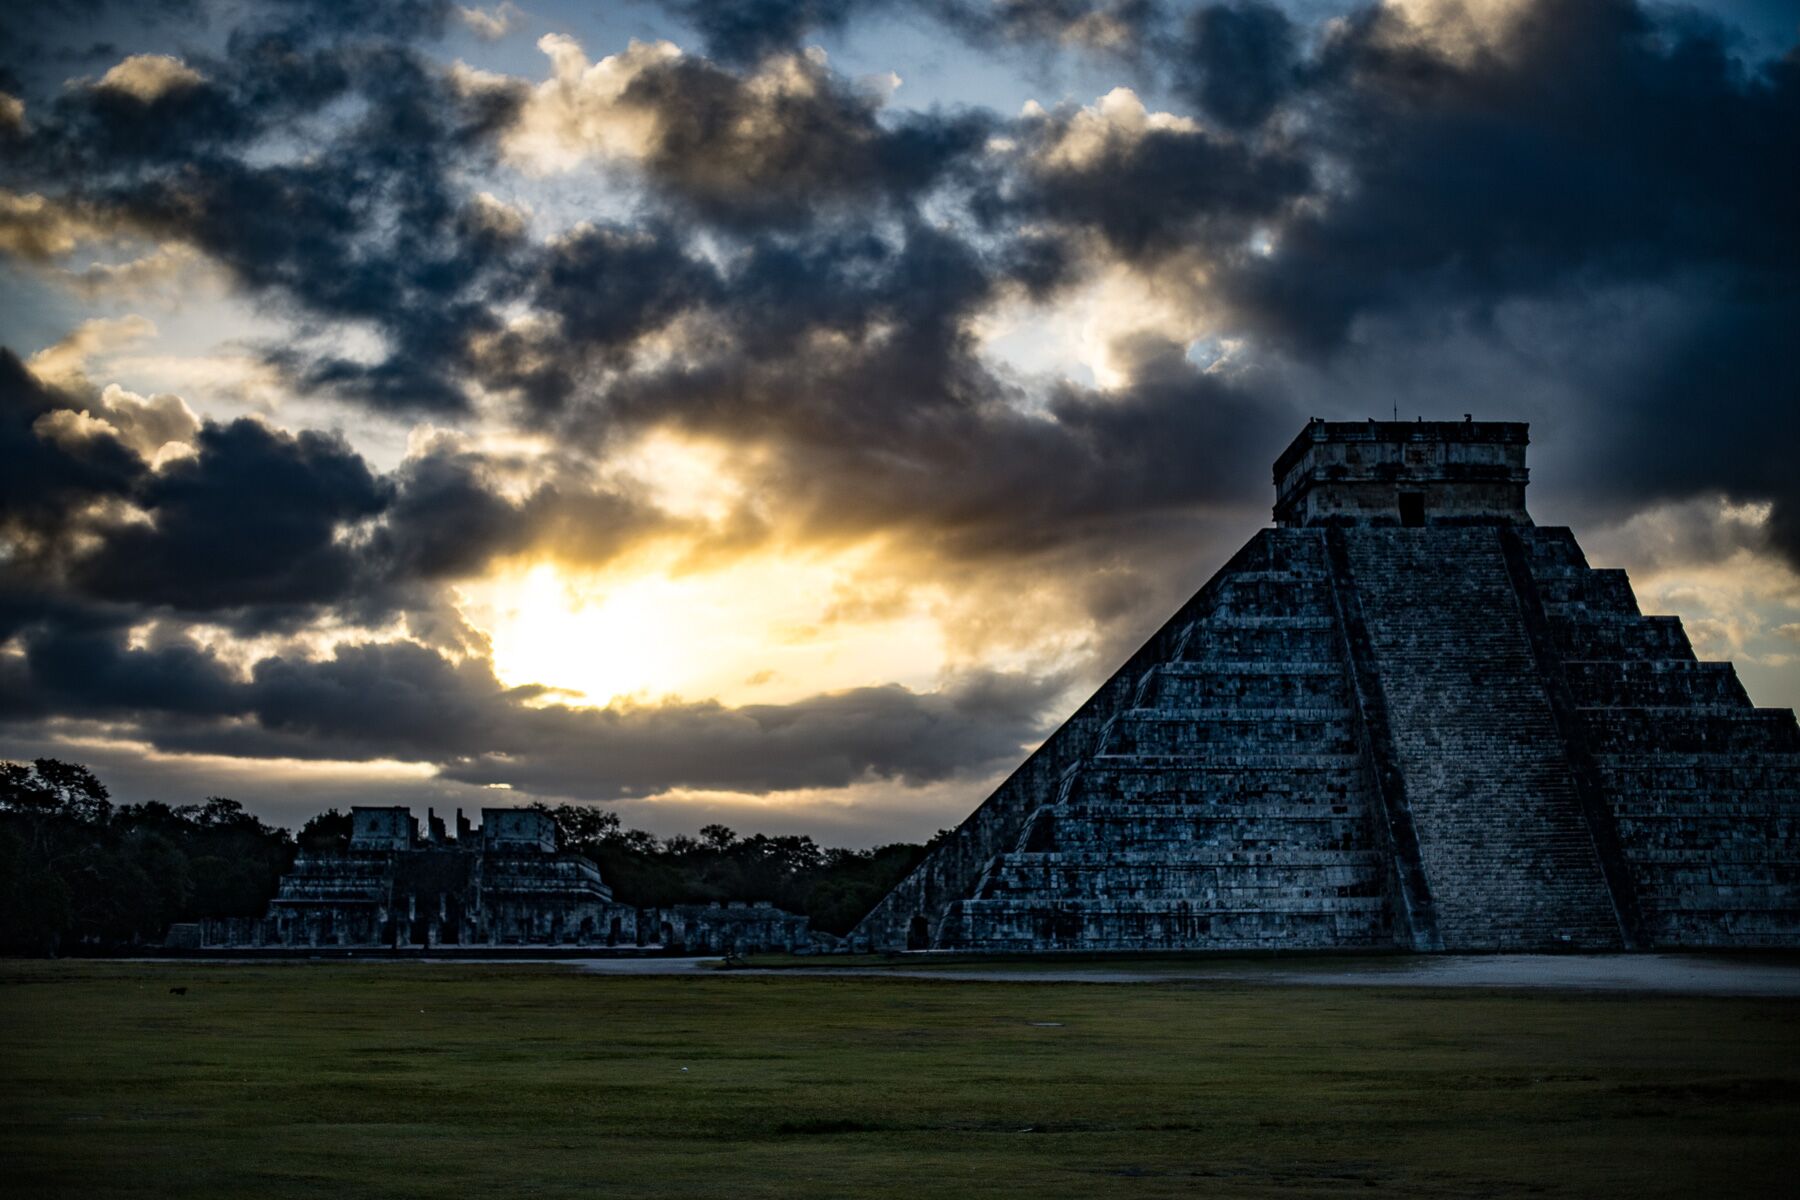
460;551;950;710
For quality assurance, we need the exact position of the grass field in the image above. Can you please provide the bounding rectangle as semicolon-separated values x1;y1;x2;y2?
3;961;1798;1198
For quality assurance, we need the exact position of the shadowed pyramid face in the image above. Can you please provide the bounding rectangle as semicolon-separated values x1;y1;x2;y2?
857;421;1800;955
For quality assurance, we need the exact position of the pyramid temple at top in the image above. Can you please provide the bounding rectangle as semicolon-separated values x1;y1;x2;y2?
854;419;1800;953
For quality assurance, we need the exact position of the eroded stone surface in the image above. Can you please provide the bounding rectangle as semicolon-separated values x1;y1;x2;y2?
190;807;814;954
854;421;1800;952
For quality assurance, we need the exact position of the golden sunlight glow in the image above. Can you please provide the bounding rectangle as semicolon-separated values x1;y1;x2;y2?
601;429;749;522
977;261;1209;390
459;550;950;709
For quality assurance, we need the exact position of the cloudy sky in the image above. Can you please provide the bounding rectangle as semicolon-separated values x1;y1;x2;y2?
1;0;1796;843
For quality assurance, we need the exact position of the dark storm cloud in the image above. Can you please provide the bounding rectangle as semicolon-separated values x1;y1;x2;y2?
0;350;143;554
1167;0;1800;561
367;442;683;583
537;225;717;351
933;0;1166;57
664;0;1168;64
1585;287;1800;563
0;358;149;651
3;627;1059;798
37;70;252;167
71;417;388;619
13;622;243;720
1174;1;1300;130
478;211;1024;419
2;339;396;633
441;667;1062;797
1001;105;1311;262
600;270;1289;567
721;218;998;359
0;354;689;636
475;222;721;414
668;0;873;65
613;51;992;231
7;33;526;415
260;0;452;41
0;2;205;83
1210;0;1800;351
130;45;524;412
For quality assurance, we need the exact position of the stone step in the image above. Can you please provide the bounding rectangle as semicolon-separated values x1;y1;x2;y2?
1619;851;1800;871
1561;660;1751;708
1531;568;1640;614
1610;805;1800;830
1116;705;1355;722
1514;527;1590;567
1086;752;1367;769
1338;526;1624;950
1548;614;1694;659
1107;716;1357;754
954;896;1391;917
1065;777;1371;806
1205;577;1336;619
1145;669;1351;708
1579;708;1800;753
1033;812;1378;847
943;901;1395;952
975;879;1387;903
985;846;1383;867
1152;660;1344;676
1596;752;1800;779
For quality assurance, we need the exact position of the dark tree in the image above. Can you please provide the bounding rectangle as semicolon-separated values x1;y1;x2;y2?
521;801;940;934
0;760;293;955
298;808;354;854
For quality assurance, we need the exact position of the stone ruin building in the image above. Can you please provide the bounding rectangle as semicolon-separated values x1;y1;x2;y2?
855;419;1800;953
180;806;811;953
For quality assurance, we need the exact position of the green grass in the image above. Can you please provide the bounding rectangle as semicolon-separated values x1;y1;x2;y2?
3;961;1797;1198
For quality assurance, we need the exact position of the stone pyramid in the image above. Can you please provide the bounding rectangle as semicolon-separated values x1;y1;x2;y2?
854;420;1800;952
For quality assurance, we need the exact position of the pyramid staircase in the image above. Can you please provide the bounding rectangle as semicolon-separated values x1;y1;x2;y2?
940;532;1392;950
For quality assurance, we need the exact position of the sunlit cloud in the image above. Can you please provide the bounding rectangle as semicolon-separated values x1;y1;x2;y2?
491;34;684;172
26;315;158;388
1026;87;1199;171
458;2;525;42
93;54;205;101
0;190;113;261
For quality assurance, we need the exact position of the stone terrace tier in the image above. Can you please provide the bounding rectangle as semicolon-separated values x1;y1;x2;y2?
854;422;1799;953
940;535;1393;951
1515;527;1800;946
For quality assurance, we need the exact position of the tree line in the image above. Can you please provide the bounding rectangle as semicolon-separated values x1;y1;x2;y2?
0;759;295;955
0;759;940;954
520;804;945;937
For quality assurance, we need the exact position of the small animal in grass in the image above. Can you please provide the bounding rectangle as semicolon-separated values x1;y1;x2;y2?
168;986;187;996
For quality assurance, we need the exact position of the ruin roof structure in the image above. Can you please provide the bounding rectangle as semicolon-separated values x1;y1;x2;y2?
181;805;816;954
1272;418;1531;529
854;418;1800;953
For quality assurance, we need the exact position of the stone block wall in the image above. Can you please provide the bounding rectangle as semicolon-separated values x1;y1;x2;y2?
198;838;814;951
882;531;1397;952
855;520;1799;953
852;534;1302;949
1518;527;1800;946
